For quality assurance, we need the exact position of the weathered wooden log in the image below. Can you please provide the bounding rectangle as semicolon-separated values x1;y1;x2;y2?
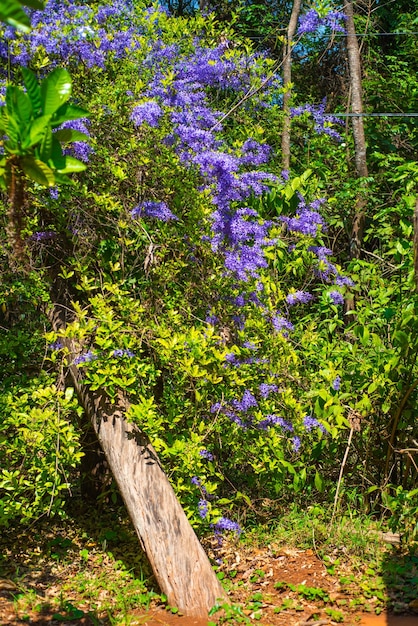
49;304;227;617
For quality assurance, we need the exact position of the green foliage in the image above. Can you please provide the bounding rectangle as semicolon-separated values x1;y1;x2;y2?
0;375;83;526
0;67;88;189
0;0;44;33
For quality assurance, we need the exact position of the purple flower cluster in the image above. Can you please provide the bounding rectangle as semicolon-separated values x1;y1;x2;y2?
303;415;328;434
258;415;294;431
60;118;94;163
286;290;314;306
212;516;242;535
113;349;135;357
298;9;347;35
272;314;294;335
73;350;97;365
1;0;145;71
281;194;326;236
130;101;163;128
290;99;344;141
332;376;341;391
199;449;214;461
259;383;278;399
130;40;279;282
30;231;57;242
131;201;178;222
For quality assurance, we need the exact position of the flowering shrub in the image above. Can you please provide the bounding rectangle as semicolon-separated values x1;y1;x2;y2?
2;0;417;539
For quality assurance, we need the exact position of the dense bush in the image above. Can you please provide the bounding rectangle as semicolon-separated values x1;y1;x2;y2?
0;0;417;539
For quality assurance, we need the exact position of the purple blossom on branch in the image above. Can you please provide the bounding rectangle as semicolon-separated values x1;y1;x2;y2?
130;101;163;128
131;201;178;222
332;376;341;391
73;350;97;365
113;349;135;358
199;449;214;461
298;9;347;35
212;517;242;535
259;383;278;399
286;290;314;306
329;290;344;305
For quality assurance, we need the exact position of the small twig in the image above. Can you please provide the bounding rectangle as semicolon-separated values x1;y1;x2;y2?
299;620;330;626
331;427;354;526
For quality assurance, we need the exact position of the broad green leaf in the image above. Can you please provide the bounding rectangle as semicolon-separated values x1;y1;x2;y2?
21;156;55;186
21;67;42;113
6;85;32;125
57;156;87;174
39;128;53;161
26;115;52;148
53;172;73;185
48;136;66;169
51;104;89;127
53;129;90;143
0;0;31;32
41;68;72;116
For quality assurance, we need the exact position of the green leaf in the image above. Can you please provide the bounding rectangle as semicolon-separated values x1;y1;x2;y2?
57;156;87;174
21;0;44;9
49;136;66;170
53;128;90;144
21;67;42;114
314;471;324;492
6;85;32;126
39;128;53;162
51;104;89;127
26;114;52;148
21;156;55;186
41;68;72;116
0;0;31;32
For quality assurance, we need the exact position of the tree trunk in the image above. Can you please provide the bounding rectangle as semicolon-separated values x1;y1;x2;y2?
344;0;369;259
49;303;227;617
281;0;302;171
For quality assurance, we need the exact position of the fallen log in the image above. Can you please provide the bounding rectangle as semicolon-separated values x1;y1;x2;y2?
49;303;227;617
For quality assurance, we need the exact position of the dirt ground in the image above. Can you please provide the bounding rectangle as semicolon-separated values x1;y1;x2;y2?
1;539;417;625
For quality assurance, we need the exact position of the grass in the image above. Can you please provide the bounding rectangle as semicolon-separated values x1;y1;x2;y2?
1;501;417;624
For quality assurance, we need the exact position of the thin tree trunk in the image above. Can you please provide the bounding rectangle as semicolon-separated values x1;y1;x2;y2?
49;303;227;617
281;0;302;171
344;0;369;259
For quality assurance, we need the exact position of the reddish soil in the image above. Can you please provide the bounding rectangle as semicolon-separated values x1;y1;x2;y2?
1;541;417;625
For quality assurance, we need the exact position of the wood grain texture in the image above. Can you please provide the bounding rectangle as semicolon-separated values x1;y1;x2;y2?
49;304;227;617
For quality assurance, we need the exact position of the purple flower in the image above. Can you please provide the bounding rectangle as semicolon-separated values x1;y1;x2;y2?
303;415;328;434
130;101;163;128
232;389;258;412
292;436;301;453
48;341;63;351
303;415;319;431
286;290;314;306
272;315;294;335
131;201;178;222
30;231;57;242
113;349;135;358
199;449;214;461
212;517;242;535
298;9;346;35
73;350;97;365
332;376;341;391
329;290;344;305
191;476;201;486
198;499;209;519
259;383;278;399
